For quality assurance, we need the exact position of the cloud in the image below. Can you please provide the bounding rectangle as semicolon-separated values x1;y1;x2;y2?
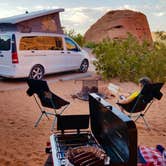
34;5;46;10
61;7;111;33
0;9;23;18
63;8;89;24
16;6;29;11
153;12;165;17
33;5;60;10
117;4;138;11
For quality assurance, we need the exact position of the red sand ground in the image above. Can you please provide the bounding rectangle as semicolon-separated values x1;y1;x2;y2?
0;79;165;166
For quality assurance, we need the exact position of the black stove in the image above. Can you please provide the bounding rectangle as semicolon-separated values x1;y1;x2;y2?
50;93;137;166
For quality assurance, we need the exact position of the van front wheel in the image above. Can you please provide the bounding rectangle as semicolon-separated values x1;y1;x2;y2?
29;65;44;80
79;59;89;73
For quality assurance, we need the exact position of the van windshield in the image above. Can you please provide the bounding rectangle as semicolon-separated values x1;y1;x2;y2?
0;35;11;51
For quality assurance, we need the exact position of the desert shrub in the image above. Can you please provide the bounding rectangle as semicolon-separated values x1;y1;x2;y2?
154;31;166;41
84;41;97;48
65;29;85;47
93;34;166;82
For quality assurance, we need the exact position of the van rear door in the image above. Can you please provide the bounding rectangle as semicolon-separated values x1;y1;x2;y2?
0;34;12;65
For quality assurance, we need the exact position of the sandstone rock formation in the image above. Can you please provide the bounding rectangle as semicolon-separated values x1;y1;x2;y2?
84;10;153;43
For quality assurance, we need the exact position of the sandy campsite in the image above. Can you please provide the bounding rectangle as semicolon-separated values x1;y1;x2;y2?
0;77;165;166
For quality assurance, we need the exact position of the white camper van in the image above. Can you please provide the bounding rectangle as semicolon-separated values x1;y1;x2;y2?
0;32;89;79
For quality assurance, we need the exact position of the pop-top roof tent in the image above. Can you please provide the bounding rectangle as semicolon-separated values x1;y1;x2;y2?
0;8;64;33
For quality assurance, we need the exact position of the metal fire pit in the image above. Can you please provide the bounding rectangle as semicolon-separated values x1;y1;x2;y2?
75;79;106;101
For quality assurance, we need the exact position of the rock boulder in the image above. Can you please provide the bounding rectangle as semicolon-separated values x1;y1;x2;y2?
84;10;153;43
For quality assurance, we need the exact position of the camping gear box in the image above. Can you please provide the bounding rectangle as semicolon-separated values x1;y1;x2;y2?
50;93;137;166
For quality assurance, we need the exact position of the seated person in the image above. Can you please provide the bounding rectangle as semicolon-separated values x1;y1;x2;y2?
118;77;152;104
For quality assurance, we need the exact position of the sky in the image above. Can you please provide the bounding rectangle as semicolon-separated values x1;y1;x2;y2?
0;0;165;34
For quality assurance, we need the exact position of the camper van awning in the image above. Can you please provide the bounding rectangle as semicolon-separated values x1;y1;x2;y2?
0;8;64;24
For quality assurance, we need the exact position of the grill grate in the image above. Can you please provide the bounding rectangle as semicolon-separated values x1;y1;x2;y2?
54;132;98;162
67;145;106;166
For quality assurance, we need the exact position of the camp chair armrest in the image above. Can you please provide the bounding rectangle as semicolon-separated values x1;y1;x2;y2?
26;88;34;96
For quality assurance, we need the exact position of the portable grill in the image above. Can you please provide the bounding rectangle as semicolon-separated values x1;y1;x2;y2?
49;93;137;166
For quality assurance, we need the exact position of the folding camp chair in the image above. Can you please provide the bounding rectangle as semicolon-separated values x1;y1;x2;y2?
117;83;164;129
26;79;70;131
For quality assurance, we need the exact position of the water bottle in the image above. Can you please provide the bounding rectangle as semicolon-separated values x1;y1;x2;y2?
162;150;166;166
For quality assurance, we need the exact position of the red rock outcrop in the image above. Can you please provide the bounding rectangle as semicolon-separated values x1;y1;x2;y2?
84;10;153;43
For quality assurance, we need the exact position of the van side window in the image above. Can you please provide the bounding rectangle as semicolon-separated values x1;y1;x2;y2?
0;35;11;51
65;37;80;52
19;36;63;50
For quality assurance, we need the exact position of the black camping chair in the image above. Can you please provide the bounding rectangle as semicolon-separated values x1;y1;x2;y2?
117;83;164;129
26;79;70;131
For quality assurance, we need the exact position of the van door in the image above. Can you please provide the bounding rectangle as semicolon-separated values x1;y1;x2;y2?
0;34;12;66
64;37;82;70
45;36;67;72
